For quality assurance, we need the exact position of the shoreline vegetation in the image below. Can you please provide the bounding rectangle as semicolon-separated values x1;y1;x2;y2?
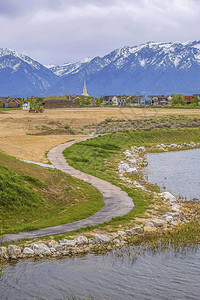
0;125;200;263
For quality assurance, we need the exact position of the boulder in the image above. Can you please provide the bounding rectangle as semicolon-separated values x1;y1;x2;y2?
170;144;177;147
48;240;59;248
124;150;133;157
159;192;176;202
138;146;146;152
49;247;56;253
7;245;21;258
151;219;165;227
23;247;34;256
144;221;154;227
29;243;51;255
134;181;146;191
94;234;110;243
74;236;88;245
126;167;138;175
0;246;7;257
131;226;143;234
128;158;137;165
59;239;76;247
117;231;126;236
165;216;174;224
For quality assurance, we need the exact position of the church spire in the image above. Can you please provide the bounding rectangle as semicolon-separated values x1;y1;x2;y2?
82;77;89;97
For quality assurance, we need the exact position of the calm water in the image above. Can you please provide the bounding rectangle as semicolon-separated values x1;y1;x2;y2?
0;247;200;300
145;148;200;200
1;149;200;300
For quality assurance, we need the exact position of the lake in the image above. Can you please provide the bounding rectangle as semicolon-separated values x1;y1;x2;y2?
145;148;200;200
1;148;200;300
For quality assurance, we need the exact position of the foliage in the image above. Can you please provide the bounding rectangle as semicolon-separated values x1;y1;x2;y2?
193;95;199;106
172;94;186;106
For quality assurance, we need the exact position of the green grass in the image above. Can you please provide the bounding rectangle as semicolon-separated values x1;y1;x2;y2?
0;152;103;234
63;127;200;230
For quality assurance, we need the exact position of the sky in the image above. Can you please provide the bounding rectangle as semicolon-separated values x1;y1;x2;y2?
0;0;200;65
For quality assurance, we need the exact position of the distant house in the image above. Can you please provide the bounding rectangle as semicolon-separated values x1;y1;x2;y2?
185;96;193;105
0;97;10;108
138;95;152;106
103;95;127;106
9;98;21;107
152;97;159;106
0;97;21;108
167;96;172;106
193;94;200;99
22;102;30;110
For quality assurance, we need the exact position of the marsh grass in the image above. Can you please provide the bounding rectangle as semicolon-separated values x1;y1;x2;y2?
86;116;200;134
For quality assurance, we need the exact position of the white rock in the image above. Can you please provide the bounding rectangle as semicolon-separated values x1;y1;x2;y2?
50;247;56;253
159;192;176;202
128;158;137;165
144;221;154;227
126;167;138;175
151;219;165;227
0;246;7;256
8;245;21;258
138;146;146;152
59;239;76;247
117;231;126;236
165;216;174;224
74;236;88;245
29;243;51;255
131;227;143;234
134;181;146;191
124;150;133;157
170;144;177;147
95;234;110;243
23;247;34;256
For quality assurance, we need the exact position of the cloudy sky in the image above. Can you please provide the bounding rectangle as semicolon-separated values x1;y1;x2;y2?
0;0;199;64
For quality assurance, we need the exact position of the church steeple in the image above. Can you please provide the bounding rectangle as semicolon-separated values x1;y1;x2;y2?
82;77;89;97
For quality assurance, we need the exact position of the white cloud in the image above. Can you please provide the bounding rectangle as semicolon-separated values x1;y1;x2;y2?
0;0;199;64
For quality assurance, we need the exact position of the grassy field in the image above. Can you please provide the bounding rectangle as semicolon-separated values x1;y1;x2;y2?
0;107;200;163
63;127;200;232
0;152;103;234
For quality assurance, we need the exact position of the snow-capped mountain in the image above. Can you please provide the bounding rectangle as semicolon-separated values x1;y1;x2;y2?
0;48;57;97
48;41;200;96
1;41;200;97
48;57;92;77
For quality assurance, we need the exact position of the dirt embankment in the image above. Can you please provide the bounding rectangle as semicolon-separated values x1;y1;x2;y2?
0;107;200;163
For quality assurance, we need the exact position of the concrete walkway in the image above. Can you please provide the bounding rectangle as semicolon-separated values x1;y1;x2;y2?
3;136;134;242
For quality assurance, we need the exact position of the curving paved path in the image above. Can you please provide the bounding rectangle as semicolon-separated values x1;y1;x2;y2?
3;135;134;243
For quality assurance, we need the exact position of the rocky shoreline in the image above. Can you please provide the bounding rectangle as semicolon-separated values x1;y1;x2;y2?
0;142;199;262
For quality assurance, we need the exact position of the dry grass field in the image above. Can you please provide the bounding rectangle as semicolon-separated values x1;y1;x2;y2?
0;107;200;163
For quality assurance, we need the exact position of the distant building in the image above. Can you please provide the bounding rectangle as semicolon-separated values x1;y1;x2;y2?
0;97;21;108
0;97;10;108
138;95;152;106
193;94;200;99
81;77;89;97
22;102;30;110
185;95;193;105
103;95;127;106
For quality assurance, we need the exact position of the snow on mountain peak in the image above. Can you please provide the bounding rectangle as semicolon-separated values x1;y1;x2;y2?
0;47;42;71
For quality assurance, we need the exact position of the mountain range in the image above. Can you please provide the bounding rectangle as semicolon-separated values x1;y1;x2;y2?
1;41;200;97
